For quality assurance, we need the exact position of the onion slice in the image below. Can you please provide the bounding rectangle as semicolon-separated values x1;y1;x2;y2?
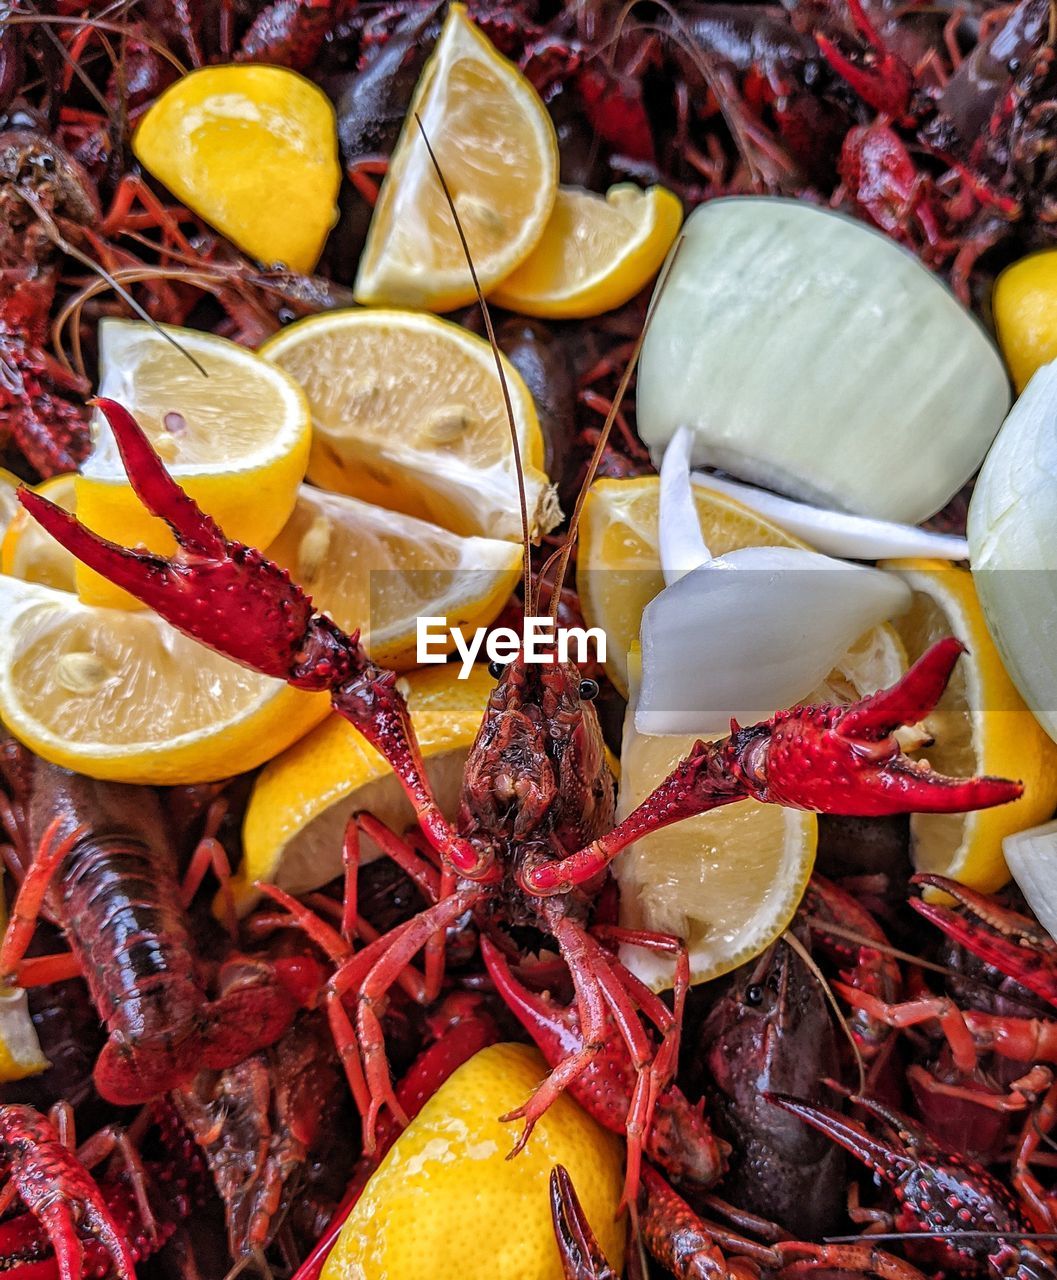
660;427;710;583
1002;821;1057;946
637;435;912;733
692;472;970;562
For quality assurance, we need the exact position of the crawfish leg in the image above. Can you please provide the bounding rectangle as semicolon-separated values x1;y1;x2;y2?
1013;1080;1057;1231
0;819;84;978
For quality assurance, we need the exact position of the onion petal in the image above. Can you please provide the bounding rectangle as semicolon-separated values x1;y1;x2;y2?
636;544;911;733
1002;820;1057;946
692;472;970;562
660;427;711;584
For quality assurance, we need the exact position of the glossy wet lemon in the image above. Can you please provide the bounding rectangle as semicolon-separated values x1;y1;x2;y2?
0;576;329;785
0;877;48;1084
884;559;1057;893
354;4;558;311
616;653;818;991
265;486;521;670
1;473;77;590
993;250;1057;392
492;184;682;319
133;64;340;272
324;1043;624;1280
262;308;558;541
77;318;311;608
577;476;906;696
233;664;492;914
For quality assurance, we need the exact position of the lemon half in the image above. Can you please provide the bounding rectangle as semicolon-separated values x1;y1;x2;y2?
0;576;328;785
262;308;558;542
886;559;1057;892
77;318;310;608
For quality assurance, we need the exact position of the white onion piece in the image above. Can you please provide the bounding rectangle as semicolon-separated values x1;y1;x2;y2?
1002;820;1057;945
636;545;911;734
968;360;1057;744
660;428;710;584
637;198;1009;523
691;472;970;561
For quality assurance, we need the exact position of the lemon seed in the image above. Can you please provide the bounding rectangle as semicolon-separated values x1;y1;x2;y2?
56;652;110;695
424;406;473;444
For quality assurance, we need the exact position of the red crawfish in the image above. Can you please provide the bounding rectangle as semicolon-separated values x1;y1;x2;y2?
770;1092;1057;1279
0;757;325;1104
0;131;95;478
549;1160;931;1280
18;396;1023;1206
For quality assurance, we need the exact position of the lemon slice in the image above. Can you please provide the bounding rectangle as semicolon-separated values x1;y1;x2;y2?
326;1043;624;1280
616;655;817;991
261;308;558;542
133;64;340;273
577;476;905;696
233;664;492;913
0;576;329;785
884;558;1057;893
77;318;311;608
1;474;77;590
491;184;683;319
353;4;558;311
0;879;48;1084
264;486;521;670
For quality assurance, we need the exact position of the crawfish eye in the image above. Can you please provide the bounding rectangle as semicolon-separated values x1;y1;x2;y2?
578;678;599;701
744;984;764;1006
488;660;506;680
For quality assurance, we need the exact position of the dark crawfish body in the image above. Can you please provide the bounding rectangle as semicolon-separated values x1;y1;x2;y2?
27;767;214;1099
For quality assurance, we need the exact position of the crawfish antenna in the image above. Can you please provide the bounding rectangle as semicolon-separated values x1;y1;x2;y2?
414;114;533;616
542;236;684;621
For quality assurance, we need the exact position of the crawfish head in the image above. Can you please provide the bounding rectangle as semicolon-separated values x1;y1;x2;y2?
0;130;99;269
460;654;615;872
698;936;845;1237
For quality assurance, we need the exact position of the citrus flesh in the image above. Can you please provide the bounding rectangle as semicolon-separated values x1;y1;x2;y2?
353;4;559;311
261;308;558;542
77;318;310;608
492;183;683;318
1;473;78;591
885;558;1057;893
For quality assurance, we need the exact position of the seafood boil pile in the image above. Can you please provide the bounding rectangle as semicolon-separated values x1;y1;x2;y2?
7;1;1057;1279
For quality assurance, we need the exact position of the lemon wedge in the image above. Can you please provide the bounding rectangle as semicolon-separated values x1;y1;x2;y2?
577;476;905;696
133;64;340;272
261;308;558;541
885;559;1057;893
233;664;492;913
353;4;558;311
264;486;521;670
324;1043;624;1280
1;473;77;590
993;250;1057;393
616;655;817;991
0;878;48;1084
491;184;682;319
0;576;328;785
76;318;310;608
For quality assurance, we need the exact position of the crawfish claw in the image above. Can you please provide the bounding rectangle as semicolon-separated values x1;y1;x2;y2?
550;1166;620;1280
912;874;1057;1008
18;399;360;691
0;1105;137;1280
756;640;1024;817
